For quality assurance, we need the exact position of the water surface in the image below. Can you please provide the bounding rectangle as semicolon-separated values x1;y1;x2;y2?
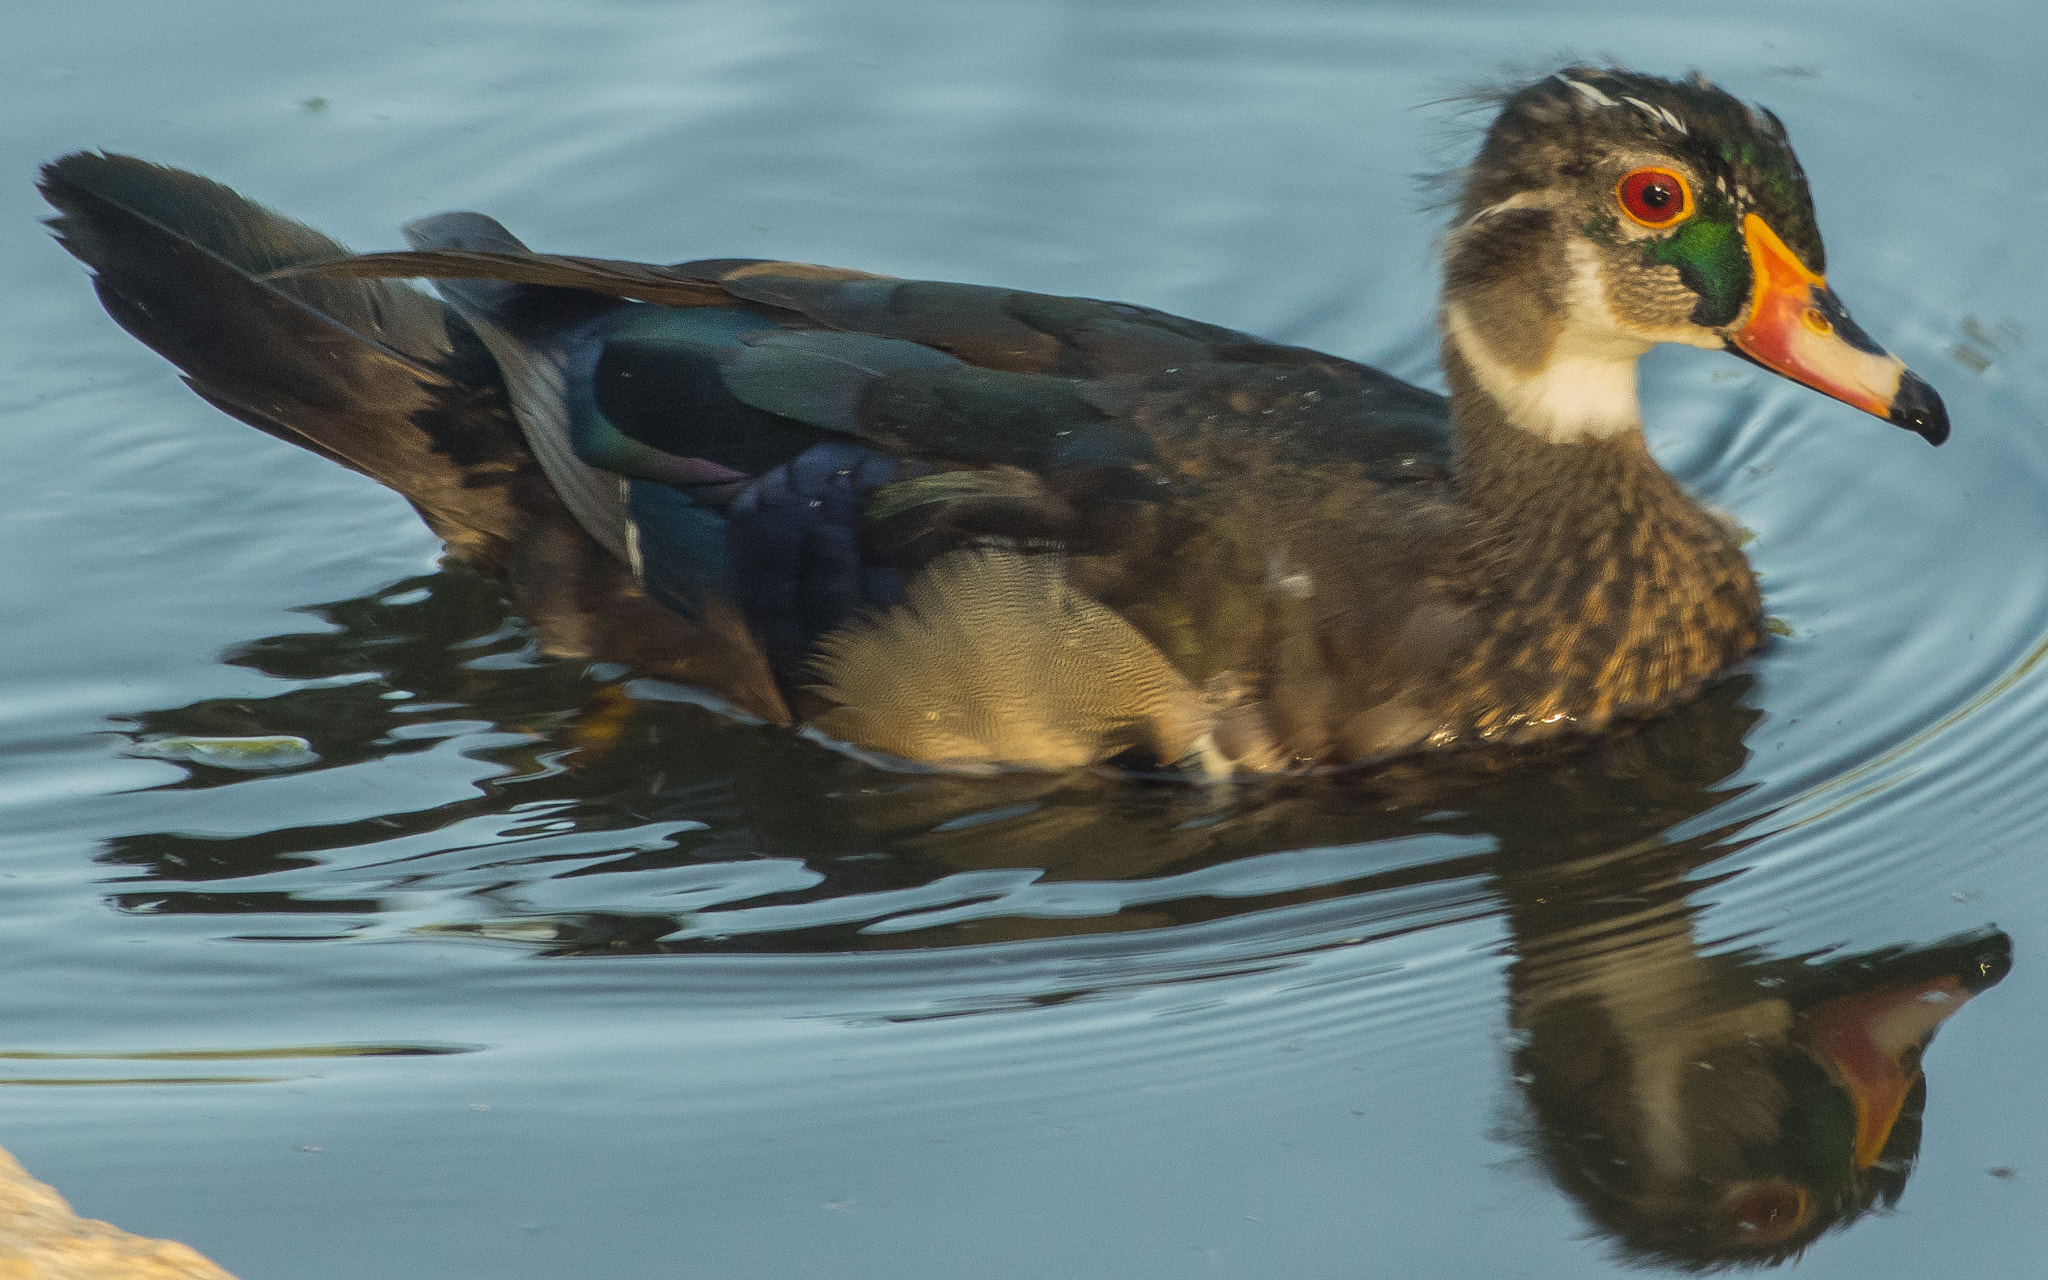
3;1;2046;1276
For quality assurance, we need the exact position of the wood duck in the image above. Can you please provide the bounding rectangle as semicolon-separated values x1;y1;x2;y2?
41;67;1947;776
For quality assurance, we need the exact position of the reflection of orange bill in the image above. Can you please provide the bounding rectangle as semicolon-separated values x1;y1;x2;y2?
1805;975;1974;1168
1731;214;1947;444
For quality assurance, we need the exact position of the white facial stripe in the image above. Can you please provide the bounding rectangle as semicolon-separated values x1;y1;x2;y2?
1621;95;1688;134
1557;75;1617;108
1554;75;1688;135
1462;188;1556;228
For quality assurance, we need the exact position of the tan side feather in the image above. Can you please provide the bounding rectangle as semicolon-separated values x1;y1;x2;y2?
808;549;1210;772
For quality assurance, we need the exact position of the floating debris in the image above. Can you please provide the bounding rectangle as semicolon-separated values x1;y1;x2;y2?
1949;315;2022;374
127;735;318;771
413;919;566;944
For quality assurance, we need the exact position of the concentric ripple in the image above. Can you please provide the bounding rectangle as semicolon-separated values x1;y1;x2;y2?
4;2;2047;1277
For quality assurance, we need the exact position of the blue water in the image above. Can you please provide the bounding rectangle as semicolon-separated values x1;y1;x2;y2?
3;1;2046;1275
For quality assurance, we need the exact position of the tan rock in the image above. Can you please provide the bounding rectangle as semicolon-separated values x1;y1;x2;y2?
0;1146;236;1279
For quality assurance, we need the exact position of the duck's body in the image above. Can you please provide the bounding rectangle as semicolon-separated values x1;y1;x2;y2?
41;68;1944;775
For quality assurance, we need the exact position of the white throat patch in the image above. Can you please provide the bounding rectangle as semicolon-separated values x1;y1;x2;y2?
1444;241;1651;443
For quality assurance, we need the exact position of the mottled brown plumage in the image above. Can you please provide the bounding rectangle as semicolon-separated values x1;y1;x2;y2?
1435;350;1764;745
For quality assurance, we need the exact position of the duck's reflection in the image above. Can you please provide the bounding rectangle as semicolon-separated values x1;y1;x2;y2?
1500;839;2008;1266
105;570;2011;1266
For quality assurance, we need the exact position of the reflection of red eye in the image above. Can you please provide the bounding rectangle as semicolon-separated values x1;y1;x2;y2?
1617;166;1692;228
1725;1180;1812;1245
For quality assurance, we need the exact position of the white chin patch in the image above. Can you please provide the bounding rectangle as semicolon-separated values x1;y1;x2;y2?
1447;303;1647;442
1444;241;1658;443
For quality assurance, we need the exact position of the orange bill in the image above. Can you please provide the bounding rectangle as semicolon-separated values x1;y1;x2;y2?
1730;214;1948;444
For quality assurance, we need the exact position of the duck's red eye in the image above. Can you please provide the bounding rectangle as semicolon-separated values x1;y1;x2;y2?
1617;166;1692;228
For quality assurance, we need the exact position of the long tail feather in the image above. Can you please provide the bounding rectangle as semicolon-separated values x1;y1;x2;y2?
39;152;533;559
270;247;745;307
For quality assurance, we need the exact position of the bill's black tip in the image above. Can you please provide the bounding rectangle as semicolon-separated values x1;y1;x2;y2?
1890;369;1949;446
1957;930;2015;994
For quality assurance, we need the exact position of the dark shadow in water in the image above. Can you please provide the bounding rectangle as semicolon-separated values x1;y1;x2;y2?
97;570;2013;1269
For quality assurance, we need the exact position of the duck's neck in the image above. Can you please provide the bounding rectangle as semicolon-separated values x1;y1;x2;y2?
1436;323;1762;740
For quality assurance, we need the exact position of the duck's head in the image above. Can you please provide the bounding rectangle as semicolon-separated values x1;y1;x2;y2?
1443;67;1947;445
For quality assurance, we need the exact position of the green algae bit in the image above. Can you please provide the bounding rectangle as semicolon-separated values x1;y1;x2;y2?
128;735;319;771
